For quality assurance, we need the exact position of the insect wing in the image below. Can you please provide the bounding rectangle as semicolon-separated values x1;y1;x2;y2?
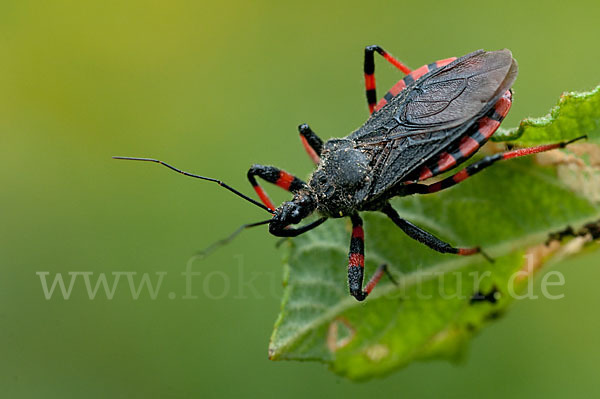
355;49;518;197
399;49;517;130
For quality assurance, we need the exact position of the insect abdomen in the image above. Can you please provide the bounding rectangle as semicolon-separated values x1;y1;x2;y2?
412;90;513;181
374;57;457;112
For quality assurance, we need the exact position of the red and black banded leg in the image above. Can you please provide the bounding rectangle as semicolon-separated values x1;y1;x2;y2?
247;165;306;211
298;123;323;164
348;213;397;301
405;135;588;195
364;45;412;114
381;203;492;262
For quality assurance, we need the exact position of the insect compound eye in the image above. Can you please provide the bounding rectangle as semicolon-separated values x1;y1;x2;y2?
285;202;303;224
282;200;310;226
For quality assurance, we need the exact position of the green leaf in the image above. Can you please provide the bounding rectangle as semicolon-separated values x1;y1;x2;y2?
269;86;600;380
493;85;600;144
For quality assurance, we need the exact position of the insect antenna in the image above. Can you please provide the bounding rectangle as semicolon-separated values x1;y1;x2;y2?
196;219;272;258
112;156;275;214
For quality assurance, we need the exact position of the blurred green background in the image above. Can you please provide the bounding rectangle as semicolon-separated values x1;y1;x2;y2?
2;0;600;397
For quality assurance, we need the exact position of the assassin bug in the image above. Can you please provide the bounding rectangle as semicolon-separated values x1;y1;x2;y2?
115;46;586;302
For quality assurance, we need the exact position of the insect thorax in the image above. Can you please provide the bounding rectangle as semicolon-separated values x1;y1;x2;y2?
308;139;372;217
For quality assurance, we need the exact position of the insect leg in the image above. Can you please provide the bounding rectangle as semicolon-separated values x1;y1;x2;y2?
347;213;396;301
364;45;412;114
298;123;323;164
381;203;492;262
247;165;306;211
404;135;587;195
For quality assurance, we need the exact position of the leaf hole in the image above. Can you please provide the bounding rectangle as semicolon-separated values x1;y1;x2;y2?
327;317;355;352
